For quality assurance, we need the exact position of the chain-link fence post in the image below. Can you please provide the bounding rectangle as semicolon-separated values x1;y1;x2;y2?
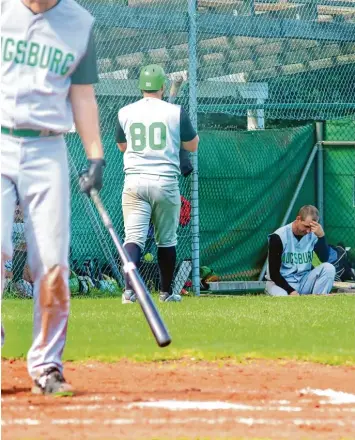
316;121;325;226
188;0;200;296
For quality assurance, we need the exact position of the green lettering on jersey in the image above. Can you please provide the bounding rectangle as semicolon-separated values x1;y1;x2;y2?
2;37;75;76
130;122;168;152
282;251;314;266
130;123;146;152
39;45;53;69
15;40;27;64
28;42;40;66
50;48;63;74
61;53;75;75
149;122;167;150
3;38;15;62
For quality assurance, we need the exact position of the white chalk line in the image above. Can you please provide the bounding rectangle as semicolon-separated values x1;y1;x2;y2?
2;418;40;426
2;417;354;427
3;388;355;430
34;401;302;412
5;402;355;416
4;388;355;404
4;393;355;415
1;399;303;412
300;388;355;404
127;400;303;412
0;389;269;403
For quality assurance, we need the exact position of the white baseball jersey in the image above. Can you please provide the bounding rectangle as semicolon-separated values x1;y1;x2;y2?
266;223;318;283
1;0;95;132
117;98;185;177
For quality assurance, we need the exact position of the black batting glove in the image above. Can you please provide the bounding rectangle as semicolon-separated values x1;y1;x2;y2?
79;159;106;195
179;149;193;177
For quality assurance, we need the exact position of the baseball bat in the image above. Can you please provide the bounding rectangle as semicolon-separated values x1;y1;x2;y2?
89;188;172;348
169;75;184;104
169;75;193;177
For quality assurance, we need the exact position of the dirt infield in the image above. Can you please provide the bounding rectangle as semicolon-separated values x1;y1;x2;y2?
2;359;355;440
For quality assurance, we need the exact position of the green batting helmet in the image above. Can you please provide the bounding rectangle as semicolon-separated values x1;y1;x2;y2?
139;64;166;91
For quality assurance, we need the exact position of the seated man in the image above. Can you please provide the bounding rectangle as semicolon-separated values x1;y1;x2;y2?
266;205;335;296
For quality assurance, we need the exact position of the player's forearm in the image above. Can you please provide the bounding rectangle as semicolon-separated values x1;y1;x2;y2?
73;101;103;159
269;259;294;294
268;235;294;294
314;236;330;262
70;84;104;160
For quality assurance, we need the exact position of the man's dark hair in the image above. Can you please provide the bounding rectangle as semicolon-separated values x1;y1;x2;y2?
298;205;319;221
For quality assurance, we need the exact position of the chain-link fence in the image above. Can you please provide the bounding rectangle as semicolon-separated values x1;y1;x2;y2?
4;0;355;297
324;119;355;269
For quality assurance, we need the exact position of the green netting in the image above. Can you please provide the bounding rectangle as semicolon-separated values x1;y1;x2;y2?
324;147;355;249
199;124;316;280
326;118;355;141
324;119;355;263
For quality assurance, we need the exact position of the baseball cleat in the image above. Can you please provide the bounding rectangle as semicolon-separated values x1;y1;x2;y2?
122;290;137;304
159;292;182;302
32;367;74;397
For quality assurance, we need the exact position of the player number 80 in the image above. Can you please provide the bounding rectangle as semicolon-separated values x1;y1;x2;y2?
130;122;167;151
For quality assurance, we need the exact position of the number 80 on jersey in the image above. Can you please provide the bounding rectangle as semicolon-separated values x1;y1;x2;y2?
130;122;167;151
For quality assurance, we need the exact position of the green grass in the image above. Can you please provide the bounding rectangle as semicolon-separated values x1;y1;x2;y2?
2;295;355;365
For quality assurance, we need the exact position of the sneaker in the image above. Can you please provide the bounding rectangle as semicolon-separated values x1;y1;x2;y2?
32;367;74;397
159;292;182;302
122;290;137;304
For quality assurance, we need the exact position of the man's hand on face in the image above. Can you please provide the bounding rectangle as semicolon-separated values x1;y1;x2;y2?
310;221;325;238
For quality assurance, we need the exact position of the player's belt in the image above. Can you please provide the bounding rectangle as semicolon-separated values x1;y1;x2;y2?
1;126;58;137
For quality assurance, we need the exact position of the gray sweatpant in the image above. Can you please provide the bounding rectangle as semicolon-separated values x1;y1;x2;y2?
266;263;336;296
122;174;181;250
1;133;70;379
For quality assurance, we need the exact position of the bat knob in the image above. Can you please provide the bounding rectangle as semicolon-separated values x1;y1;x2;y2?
79;167;89;177
79;171;91;196
79;174;89;186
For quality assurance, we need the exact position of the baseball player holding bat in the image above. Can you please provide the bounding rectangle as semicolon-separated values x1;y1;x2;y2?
1;0;105;395
116;64;199;303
